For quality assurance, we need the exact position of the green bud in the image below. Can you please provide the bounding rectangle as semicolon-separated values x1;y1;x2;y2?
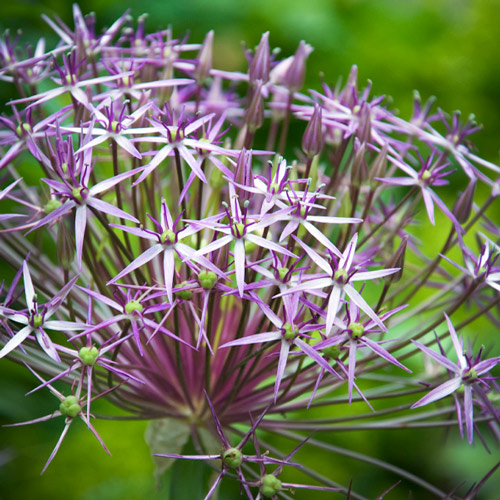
111;120;120;132
125;300;144;315
59;395;81;418
198;270;217;289
348;322;365;339
45;199;62;214
175;282;193;300
260;474;282;498
244;238;258;254
57;220;75;270
222;447;243;469
78;346;99;365
210;166;225;189
323;345;341;359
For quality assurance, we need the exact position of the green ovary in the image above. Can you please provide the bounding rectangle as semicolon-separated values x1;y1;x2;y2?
161;229;176;244
125;300;144;314
198;270;217;289
323;344;341;359
78;346;99;365
222;447;243;469
59;395;81;418
260;475;282;497
175;282;193;300
348;322;365;338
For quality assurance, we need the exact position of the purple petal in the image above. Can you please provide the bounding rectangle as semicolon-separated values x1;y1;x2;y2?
75;205;87;270
0;325;32;358
344;284;387;332
444;313;465;369
108;244;163;284
362;337;411;372
219;331;281;348
163;249;175;303
233;238;246;297
325;286;342;335
475;356;500;375
348;339;357;404
350;268;400;282
274;340;291;402
177;145;207;183
90;167;142;195
41;422;71;474
26;200;75;235
303;221;343;258
88;197;139;223
340;233;358;271
35;328;60;362
110;224;157;241
422;188;435;225
294;337;340;379
411;340;460;374
411;376;462;408
245;233;297;258
464;384;474;444
22;261;35;310
192;235;233;258
294;236;333;274
114;135;142;158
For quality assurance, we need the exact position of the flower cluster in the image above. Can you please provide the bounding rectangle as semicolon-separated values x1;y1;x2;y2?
1;6;500;499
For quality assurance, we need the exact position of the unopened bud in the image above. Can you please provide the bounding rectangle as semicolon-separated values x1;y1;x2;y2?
384;236;408;283
249;32;270;84
302;104;323;157
340;65;358;108
234;148;253;202
350;140;367;188
195;30;213;84
369;143;388;186
356;101;372;143
283;41;310;92
45;198;62;214
244;80;264;132
453;181;476;224
57;220;75;270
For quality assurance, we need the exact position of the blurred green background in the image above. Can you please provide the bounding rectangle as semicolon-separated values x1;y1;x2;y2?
1;0;500;499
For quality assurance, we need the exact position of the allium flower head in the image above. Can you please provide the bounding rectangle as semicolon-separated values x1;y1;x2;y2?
1;8;499;499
